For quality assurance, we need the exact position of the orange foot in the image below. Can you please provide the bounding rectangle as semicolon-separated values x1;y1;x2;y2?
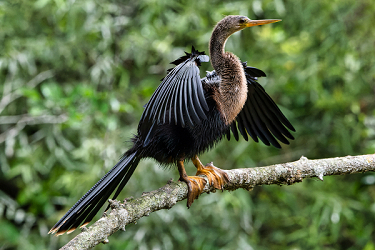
177;156;229;208
179;175;207;208
192;156;229;190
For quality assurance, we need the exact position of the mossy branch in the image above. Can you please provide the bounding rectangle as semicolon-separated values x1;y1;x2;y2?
59;154;375;250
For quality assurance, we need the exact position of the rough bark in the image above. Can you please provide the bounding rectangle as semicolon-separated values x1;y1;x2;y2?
59;154;375;250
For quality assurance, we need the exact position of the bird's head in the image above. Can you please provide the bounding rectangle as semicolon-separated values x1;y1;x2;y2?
216;15;281;36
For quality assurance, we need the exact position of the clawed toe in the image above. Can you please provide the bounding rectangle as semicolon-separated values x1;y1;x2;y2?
177;156;229;208
180;176;207;208
196;163;229;190
192;156;229;190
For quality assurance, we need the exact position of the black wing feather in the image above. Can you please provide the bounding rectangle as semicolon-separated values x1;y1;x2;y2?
243;99;273;146
191;69;208;120
182;67;194;127
236;112;249;141
230;122;239;141
252;93;294;140
253;82;295;132
247;95;281;148
186;68;201;125
140;47;209;129
229;62;295;148
239;105;258;142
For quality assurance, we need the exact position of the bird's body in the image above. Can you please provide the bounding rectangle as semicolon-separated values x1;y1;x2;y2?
50;15;295;235
131;100;226;164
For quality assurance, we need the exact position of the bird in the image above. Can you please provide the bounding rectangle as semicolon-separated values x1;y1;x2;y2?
49;15;295;235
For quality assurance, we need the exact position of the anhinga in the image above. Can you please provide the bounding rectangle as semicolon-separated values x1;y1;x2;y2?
49;15;295;235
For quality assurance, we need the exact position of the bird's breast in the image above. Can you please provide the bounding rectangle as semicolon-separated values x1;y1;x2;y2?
214;66;248;125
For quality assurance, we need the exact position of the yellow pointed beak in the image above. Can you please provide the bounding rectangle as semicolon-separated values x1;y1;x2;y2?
246;19;281;27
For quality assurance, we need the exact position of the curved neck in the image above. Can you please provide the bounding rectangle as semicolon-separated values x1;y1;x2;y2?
209;29;229;73
208;28;248;125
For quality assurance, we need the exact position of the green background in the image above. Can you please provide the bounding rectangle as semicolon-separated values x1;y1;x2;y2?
1;0;375;249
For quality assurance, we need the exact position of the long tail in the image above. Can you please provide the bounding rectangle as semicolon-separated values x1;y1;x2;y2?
49;151;140;235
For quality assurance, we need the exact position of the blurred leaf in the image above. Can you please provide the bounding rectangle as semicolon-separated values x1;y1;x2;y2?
0;0;375;249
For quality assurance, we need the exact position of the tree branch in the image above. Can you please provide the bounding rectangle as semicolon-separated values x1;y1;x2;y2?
59;154;375;250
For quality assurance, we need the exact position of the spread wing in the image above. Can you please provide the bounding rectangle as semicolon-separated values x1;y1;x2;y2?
227;62;295;148
139;47;209;144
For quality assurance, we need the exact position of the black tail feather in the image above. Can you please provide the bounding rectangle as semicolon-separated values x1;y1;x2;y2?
49;151;140;235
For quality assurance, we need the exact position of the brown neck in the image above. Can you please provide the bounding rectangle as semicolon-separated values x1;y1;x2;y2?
209;28;248;124
209;28;227;72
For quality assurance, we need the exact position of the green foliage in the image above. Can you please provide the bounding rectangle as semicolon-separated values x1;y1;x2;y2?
1;0;375;249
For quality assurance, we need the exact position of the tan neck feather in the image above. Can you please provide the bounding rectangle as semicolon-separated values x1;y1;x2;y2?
212;52;248;125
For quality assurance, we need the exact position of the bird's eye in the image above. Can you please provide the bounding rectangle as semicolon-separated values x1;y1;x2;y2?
239;18;245;24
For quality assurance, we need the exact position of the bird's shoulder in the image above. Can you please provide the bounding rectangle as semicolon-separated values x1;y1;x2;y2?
202;70;220;86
